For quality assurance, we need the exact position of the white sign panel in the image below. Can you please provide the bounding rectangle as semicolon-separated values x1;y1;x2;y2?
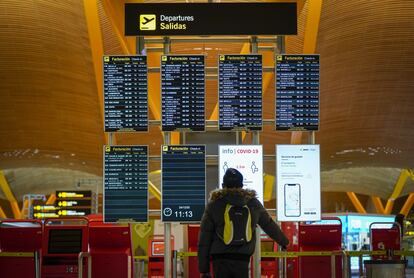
276;145;321;221
219;145;263;204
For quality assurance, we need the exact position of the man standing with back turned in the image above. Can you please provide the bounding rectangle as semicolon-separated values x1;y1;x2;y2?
198;168;289;278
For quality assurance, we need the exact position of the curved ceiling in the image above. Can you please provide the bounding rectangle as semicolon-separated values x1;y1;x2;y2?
0;0;413;202
0;0;104;176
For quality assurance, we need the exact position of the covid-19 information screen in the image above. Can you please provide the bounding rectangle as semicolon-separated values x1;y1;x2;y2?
275;55;319;131
104;146;148;223
219;55;262;131
161;55;205;131
103;56;148;132
161;145;206;222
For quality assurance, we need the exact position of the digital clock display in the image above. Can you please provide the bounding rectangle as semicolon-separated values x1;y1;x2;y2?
161;145;206;222
174;209;193;218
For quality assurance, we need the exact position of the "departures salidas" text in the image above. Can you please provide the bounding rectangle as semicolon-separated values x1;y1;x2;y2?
160;14;194;30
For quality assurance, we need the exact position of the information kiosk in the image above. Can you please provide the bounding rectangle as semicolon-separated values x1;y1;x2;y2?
41;218;89;278
282;221;300;278
88;218;133;278
260;234;280;278
148;235;174;278
298;218;342;278
365;222;405;278
0;220;42;278
187;225;201;278
370;222;401;260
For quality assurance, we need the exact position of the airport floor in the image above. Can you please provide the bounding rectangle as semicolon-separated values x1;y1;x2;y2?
350;268;414;278
135;267;414;277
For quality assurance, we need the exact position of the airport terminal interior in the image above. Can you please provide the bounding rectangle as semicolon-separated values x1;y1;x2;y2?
0;0;413;277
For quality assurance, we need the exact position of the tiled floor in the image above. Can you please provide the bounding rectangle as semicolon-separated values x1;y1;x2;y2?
350;267;414;277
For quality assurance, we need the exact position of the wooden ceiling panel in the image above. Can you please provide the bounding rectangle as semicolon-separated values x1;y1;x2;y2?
116;130;163;156
98;0;124;55
0;0;104;175
205;80;218;118
317;0;414;171
286;0;308;54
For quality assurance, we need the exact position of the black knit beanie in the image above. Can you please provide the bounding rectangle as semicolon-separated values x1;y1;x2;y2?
222;168;243;188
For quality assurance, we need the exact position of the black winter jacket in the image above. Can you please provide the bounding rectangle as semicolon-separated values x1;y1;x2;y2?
198;188;289;273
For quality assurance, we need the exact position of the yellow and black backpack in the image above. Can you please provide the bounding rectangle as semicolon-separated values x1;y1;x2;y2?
220;204;253;246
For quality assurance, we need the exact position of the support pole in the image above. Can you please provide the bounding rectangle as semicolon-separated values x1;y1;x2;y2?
163;36;172;278
163;37;171;54
346;192;367;214
108;133;114;146
252;129;261;278
35;251;41;278
342;251;349;278
106;131;114;215
0;206;6;218
278;243;284;278
136;36;145;55
308;131;316;145
276;35;287;278
330;254;336;278
164;199;172;278
182;131;186;145
358;255;363;278
250;35;261;278
163;148;172;274
277;36;285;54
0;170;21;219
400;193;414;216
172;250;177;278
250;36;259;54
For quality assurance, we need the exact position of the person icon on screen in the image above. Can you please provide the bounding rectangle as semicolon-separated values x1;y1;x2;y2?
223;162;229;172
251;161;258;174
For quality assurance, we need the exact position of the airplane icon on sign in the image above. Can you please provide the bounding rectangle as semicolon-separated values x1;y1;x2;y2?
142;16;154;25
140;14;156;30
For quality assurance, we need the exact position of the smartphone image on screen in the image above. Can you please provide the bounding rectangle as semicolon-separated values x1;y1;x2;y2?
284;183;301;217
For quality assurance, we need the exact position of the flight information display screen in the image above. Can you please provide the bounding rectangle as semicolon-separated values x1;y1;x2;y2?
104;146;148;223
161;55;205;131
103;56;148;132
219;55;262;131
161;145;206;222
275;55;319;131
